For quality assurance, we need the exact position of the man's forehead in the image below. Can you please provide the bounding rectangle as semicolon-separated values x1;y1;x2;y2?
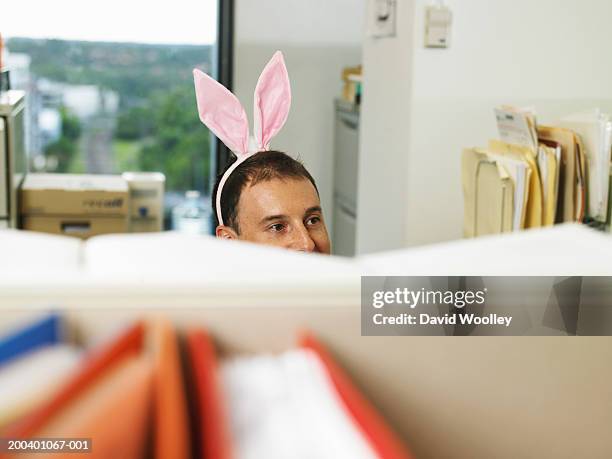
237;177;320;220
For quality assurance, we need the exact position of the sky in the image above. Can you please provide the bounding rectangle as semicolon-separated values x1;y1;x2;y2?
1;0;217;44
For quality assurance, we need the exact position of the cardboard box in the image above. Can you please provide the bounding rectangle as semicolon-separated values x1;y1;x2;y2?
20;174;128;239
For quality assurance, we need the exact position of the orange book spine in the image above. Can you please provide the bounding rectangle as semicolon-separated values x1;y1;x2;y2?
151;320;191;459
186;329;233;459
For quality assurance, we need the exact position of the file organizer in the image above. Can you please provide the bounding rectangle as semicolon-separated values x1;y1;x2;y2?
462;107;610;238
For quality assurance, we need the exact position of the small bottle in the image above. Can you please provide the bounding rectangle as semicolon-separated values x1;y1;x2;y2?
172;190;211;235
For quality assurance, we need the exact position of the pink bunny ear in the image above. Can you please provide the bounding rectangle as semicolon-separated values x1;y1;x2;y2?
253;51;291;150
193;69;250;155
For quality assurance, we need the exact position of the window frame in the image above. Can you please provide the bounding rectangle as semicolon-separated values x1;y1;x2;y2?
213;0;235;179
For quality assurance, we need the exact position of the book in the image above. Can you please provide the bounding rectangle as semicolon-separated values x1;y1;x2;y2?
0;314;64;367
11;356;153;459
150;319;191;459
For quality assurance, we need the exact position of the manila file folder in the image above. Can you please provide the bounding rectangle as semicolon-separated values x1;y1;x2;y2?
487;140;543;229
537;126;586;222
462;149;514;238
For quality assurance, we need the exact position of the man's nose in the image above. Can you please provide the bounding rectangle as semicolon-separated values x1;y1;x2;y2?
288;224;316;252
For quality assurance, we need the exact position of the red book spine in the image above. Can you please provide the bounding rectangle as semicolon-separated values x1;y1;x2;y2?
299;332;414;459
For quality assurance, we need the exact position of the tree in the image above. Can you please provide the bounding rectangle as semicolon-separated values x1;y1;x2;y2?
60;107;81;141
137;85;211;192
45;137;77;172
116;106;154;140
44;107;82;172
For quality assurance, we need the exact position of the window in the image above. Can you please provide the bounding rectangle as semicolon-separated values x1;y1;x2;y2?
2;0;219;228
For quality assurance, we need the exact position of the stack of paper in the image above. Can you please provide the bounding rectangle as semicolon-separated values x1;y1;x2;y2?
495;106;539;151
537;140;561;226
186;328;413;459
462;106;545;237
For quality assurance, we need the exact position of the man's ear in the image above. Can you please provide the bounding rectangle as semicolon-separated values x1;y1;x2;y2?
216;225;239;240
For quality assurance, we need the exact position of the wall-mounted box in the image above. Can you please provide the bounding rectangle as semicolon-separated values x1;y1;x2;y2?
425;5;452;48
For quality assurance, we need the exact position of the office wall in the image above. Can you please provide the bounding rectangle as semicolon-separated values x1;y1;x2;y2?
233;0;365;229
357;0;416;254
358;0;612;252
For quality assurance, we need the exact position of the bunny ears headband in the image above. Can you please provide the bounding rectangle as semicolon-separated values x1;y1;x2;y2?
193;51;291;226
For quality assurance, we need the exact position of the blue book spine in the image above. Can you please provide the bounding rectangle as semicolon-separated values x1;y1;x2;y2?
0;314;63;367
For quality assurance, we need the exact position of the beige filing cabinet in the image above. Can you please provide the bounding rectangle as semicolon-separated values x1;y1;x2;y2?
332;99;359;256
0;90;27;229
0;117;6;229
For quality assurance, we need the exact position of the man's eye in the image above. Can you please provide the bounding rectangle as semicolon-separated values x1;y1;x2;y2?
306;216;321;226
269;223;285;232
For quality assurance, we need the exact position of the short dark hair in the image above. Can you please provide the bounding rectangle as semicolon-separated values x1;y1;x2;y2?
212;150;318;232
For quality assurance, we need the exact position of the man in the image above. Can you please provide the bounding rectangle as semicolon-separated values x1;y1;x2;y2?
212;150;331;254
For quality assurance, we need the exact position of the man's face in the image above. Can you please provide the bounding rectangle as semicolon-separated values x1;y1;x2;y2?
217;177;331;254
